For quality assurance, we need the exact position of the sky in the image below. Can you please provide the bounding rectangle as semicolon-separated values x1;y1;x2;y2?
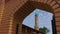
23;9;53;34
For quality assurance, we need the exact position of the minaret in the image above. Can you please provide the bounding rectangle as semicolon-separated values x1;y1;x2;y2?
34;13;39;30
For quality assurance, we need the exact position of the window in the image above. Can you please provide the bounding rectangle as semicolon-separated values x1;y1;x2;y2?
23;9;55;34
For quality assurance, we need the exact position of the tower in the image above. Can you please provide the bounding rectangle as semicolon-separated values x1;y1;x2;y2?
34;13;39;30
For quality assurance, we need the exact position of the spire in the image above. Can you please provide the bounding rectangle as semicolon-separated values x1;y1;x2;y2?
34;12;39;30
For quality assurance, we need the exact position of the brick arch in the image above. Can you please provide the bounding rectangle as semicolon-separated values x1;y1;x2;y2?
14;0;60;34
0;0;60;34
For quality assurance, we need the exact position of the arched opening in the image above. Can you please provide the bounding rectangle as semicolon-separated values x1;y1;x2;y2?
0;0;60;34
13;1;56;34
22;9;55;34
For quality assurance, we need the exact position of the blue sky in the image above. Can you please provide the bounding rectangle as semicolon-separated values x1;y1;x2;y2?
23;9;53;34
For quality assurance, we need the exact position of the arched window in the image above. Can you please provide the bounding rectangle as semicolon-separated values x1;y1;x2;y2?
23;9;55;34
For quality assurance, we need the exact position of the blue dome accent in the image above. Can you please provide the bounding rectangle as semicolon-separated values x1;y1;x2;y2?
35;12;39;15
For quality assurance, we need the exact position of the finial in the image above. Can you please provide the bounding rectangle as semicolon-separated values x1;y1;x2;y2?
35;12;39;16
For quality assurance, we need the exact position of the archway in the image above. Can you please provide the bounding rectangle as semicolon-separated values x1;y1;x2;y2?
14;1;59;34
23;9;54;34
0;0;60;34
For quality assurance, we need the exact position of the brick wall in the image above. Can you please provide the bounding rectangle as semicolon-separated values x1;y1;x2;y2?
0;0;60;34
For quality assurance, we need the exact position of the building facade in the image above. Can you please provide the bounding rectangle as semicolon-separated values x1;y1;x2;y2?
0;0;60;34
